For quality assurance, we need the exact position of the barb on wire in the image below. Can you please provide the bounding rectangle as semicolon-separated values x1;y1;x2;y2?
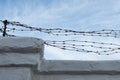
45;40;120;55
0;20;10;37
0;28;15;37
5;33;16;37
3;20;120;38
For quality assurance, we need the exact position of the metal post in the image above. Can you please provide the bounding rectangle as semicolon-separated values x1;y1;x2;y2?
3;20;8;37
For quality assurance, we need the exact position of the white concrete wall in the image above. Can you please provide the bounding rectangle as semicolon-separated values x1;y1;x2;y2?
0;67;32;80
33;60;120;80
34;74;120;80
0;37;120;80
0;37;44;80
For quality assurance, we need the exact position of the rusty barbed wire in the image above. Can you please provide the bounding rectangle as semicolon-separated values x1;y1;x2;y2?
0;20;120;55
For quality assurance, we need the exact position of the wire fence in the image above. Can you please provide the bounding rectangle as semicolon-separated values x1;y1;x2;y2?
45;40;120;55
0;20;120;55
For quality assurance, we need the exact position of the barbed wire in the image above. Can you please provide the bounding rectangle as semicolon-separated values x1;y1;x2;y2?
0;28;16;37
0;20;120;38
0;20;120;55
45;40;120;55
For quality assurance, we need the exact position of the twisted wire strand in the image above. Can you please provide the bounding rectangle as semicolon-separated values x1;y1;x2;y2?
45;40;120;55
0;28;15;37
45;40;120;46
45;43;120;55
2;20;120;38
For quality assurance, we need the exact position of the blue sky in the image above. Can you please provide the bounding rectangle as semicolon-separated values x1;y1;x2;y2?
0;0;120;60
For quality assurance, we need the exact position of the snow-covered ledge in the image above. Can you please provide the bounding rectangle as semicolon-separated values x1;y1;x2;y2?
0;37;44;80
34;60;120;80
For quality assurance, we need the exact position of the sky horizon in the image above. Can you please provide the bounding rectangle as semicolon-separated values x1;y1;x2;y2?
0;0;120;60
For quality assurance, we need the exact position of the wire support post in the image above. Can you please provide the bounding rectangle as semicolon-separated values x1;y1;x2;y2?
2;20;9;37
